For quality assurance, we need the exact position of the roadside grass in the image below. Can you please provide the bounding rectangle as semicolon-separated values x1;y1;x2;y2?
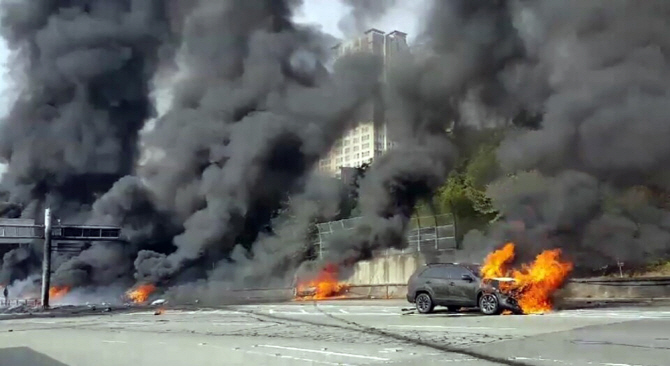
633;261;670;277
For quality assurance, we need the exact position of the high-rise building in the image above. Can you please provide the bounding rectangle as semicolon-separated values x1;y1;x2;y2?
317;29;409;178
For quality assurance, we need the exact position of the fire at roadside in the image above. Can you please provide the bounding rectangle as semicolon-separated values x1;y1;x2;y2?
480;243;574;315
125;284;157;305
294;264;351;301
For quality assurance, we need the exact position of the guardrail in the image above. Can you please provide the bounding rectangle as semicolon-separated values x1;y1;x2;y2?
0;299;41;308
569;277;670;286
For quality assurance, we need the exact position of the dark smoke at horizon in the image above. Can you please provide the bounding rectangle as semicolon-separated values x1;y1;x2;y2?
337;0;398;37
2;0;670;297
129;0;385;289
0;0;179;286
459;0;670;271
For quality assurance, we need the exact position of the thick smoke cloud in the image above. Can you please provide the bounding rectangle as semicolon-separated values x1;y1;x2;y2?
0;0;177;284
132;0;383;285
0;1;173;211
317;0;524;268
463;0;670;271
337;0;397;36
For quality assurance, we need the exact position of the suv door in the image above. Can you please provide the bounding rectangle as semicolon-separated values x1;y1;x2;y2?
419;267;452;303
448;266;480;306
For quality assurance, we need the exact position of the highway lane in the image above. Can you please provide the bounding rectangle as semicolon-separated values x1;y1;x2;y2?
0;300;668;366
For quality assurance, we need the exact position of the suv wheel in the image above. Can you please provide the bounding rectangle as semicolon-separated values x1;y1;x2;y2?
415;293;434;314
479;293;500;315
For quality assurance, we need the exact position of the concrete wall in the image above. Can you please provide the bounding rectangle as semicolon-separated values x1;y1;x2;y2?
347;250;456;286
559;277;670;300
348;253;421;285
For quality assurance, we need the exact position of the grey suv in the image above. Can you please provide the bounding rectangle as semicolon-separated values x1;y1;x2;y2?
406;263;521;315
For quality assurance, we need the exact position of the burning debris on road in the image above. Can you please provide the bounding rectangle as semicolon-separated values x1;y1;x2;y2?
481;243;573;314
126;284;157;305
294;264;350;301
49;286;70;302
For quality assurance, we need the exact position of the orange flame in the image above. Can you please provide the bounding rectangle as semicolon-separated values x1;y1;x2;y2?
295;264;350;301
49;286;70;301
481;243;573;314
126;284;156;304
481;243;516;278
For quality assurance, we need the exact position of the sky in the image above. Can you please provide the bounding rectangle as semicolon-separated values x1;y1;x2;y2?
0;0;428;175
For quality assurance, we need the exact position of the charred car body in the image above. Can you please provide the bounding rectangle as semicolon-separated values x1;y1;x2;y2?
406;263;521;315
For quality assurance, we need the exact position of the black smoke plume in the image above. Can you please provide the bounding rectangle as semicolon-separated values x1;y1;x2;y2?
132;0;383;286
0;0;174;212
317;0;524;269
0;0;179;285
462;0;670;272
337;0;397;36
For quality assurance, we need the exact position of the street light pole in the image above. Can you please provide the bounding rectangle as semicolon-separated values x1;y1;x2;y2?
40;207;52;309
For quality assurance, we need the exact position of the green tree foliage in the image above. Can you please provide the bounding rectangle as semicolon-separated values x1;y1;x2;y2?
414;128;504;242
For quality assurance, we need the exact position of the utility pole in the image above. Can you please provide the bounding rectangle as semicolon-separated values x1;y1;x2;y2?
40;207;52;309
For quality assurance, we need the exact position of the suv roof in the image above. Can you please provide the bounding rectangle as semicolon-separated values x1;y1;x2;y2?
422;262;482;276
425;262;481;267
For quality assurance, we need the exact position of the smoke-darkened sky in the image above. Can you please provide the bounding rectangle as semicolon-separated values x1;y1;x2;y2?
0;0;427;177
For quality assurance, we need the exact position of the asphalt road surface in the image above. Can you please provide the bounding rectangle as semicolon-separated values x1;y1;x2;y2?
1;300;669;366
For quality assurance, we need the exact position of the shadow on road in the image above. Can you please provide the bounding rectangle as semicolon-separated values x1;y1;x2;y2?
0;347;69;366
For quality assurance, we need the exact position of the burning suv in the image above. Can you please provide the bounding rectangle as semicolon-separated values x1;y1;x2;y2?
406;263;521;315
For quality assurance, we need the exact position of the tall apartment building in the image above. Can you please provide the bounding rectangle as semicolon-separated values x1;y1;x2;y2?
317;29;410;178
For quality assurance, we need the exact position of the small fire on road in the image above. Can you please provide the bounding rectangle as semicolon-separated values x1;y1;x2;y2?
126;284;156;304
295;263;350;301
481;243;573;314
49;286;70;301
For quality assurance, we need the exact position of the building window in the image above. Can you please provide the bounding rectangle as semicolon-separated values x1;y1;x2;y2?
353;146;359;152
355;153;360;159
344;147;350;154
353;137;360;143
362;134;370;140
362;151;370;157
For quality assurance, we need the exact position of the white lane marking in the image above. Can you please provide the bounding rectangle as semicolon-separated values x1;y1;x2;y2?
113;322;149;326
547;310;670;319
102;340;127;344
206;343;356;366
257;311;398;316
21;321;58;324
511;356;649;366
386;325;517;331
258;345;391;361
243;350;355;366
339;309;349;314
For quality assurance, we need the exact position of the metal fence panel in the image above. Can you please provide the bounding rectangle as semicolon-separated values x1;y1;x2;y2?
314;214;456;258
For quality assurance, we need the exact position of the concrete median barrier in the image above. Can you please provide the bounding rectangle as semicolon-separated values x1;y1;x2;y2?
558;277;670;300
